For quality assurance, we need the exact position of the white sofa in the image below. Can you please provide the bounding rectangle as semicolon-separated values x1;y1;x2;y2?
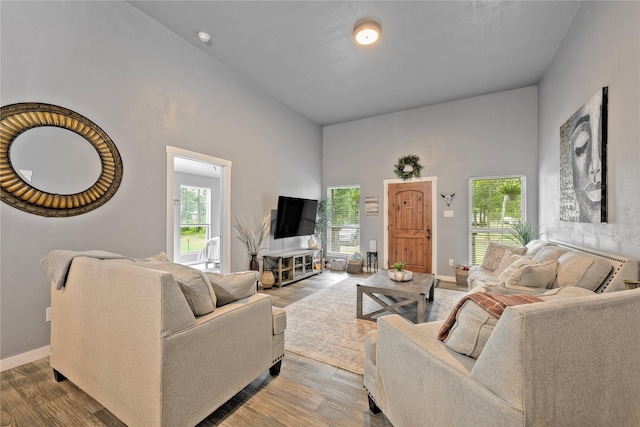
467;239;638;293
364;241;640;426
49;256;286;427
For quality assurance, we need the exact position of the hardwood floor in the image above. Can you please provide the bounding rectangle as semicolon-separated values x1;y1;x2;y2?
1;270;396;427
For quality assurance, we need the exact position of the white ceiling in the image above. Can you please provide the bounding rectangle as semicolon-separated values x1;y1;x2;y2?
129;1;581;126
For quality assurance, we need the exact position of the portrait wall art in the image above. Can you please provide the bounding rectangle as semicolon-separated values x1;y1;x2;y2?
559;87;608;223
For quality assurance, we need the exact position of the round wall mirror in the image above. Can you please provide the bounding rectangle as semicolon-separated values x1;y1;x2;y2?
0;103;123;217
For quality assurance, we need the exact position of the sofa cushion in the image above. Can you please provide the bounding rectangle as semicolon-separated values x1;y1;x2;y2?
205;271;258;306
557;252;613;291
505;260;558;289
482;242;527;272
138;252;171;262
143;262;216;316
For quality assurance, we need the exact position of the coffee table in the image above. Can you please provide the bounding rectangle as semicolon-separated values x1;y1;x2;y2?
357;270;435;324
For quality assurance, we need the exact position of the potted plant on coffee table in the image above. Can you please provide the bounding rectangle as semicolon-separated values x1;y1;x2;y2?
389;261;413;282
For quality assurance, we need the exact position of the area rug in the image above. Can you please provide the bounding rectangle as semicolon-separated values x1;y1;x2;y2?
283;276;465;375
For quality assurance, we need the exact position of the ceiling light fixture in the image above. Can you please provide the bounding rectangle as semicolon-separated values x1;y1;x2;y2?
198;31;211;43
353;19;381;46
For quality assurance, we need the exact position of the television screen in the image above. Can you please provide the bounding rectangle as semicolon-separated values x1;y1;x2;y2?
274;196;318;239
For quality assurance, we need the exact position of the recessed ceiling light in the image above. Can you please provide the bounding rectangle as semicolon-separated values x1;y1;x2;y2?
353;20;381;46
198;31;211;43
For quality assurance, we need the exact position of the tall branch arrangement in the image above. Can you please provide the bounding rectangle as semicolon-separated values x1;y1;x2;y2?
233;214;270;255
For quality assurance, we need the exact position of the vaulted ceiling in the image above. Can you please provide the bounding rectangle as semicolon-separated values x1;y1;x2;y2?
129;1;581;125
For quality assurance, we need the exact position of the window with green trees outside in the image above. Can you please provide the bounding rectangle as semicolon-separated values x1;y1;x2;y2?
469;176;525;265
180;185;210;255
327;186;360;255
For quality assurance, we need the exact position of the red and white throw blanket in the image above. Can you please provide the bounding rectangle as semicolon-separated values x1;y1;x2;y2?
437;292;543;342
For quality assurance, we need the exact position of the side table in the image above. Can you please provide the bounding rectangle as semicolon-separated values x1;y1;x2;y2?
366;251;378;273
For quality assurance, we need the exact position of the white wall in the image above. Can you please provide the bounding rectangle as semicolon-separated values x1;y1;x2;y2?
323;86;539;276
0;1;322;360
538;1;640;258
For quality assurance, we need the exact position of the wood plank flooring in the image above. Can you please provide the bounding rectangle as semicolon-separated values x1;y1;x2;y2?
1;269;464;426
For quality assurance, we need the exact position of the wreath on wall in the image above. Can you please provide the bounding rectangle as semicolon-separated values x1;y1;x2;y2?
394;154;423;180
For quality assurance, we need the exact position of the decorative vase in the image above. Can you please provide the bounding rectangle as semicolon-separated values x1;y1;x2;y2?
308;235;318;250
388;269;413;282
249;254;259;271
261;271;275;289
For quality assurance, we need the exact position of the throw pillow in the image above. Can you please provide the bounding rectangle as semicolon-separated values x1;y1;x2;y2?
505;259;558;289
557;252;613;291
438;292;543;359
533;246;568;263
142;262;216;316
441;299;498;359
205;271;258;306
482;242;527;272
496;256;535;283
524;239;553;256
495;250;526;275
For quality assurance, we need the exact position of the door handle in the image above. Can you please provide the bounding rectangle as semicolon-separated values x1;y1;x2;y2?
426;228;431;240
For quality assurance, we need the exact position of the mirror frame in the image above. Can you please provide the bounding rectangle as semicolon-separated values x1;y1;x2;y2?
0;103;123;217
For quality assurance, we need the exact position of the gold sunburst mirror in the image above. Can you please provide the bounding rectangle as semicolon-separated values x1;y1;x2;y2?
0;103;123;217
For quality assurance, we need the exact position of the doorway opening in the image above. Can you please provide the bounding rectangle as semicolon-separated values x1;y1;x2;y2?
166;146;232;273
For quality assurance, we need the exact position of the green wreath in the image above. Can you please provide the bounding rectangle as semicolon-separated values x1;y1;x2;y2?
394;154;423;180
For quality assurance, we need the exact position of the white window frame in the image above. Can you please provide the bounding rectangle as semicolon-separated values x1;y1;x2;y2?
179;185;212;255
468;174;526;265
326;185;361;256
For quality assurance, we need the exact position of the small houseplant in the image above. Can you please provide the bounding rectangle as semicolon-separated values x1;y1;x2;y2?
389;261;412;281
509;221;537;246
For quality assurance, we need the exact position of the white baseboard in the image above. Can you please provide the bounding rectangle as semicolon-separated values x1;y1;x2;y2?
1;345;50;372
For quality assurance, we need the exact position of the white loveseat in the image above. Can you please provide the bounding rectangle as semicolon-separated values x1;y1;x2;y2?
364;241;640;426
48;256;285;427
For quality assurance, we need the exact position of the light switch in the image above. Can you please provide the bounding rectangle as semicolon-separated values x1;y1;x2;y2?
444;210;454;217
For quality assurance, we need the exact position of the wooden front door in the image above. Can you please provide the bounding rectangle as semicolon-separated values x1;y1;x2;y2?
388;181;433;273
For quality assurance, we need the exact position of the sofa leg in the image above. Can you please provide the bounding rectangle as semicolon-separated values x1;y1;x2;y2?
53;369;67;382
368;395;381;414
269;360;282;376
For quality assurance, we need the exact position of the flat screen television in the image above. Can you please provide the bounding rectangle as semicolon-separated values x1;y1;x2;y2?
274;196;318;239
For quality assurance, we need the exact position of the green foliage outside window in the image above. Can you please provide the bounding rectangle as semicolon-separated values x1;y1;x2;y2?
470;177;525;265
328;187;360;254
180;186;210;254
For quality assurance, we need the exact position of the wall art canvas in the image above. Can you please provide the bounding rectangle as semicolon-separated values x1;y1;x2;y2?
559;87;608;223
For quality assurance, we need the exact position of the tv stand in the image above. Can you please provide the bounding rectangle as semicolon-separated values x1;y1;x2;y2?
263;249;323;287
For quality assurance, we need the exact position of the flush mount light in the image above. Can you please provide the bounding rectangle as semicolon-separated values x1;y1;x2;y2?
353;19;381;46
198;31;211;43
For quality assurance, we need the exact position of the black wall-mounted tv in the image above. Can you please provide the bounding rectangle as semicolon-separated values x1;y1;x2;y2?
274;196;318;239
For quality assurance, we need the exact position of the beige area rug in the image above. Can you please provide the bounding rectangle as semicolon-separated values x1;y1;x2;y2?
283;276;466;375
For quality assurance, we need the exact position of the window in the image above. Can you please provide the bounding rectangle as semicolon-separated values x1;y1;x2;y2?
469;176;525;265
180;185;211;255
327;186;360;255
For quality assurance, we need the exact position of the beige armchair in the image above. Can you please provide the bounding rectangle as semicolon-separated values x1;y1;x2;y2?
50;257;285;427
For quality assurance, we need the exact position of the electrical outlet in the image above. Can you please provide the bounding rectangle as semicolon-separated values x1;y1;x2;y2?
46;307;51;323
449;259;454;266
